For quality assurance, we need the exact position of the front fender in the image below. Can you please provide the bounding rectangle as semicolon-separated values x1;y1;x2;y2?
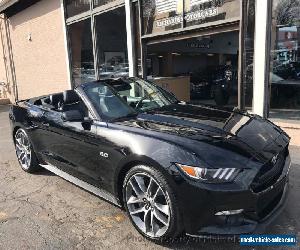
110;134;201;204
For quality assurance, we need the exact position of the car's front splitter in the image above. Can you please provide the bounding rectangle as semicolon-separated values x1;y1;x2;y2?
186;179;289;237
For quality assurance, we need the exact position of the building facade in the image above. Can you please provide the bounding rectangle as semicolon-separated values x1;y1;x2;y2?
0;0;299;127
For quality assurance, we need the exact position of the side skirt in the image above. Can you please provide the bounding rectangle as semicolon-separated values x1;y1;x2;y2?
40;163;121;207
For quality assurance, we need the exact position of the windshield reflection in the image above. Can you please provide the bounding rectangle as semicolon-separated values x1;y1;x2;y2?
82;78;178;121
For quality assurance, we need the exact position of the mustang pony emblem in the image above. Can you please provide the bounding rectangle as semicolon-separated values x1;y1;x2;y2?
271;154;279;165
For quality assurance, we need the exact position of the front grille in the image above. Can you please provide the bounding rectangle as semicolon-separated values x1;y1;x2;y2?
251;147;288;193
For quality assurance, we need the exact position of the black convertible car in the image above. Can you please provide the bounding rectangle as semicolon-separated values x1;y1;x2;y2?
9;77;291;242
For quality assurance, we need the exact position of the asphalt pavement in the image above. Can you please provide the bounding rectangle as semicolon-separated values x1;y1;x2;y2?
0;105;299;250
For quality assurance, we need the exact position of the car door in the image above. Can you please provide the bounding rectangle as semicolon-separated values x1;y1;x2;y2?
39;98;113;189
25;104;49;155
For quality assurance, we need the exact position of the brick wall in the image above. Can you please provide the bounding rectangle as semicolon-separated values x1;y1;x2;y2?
0;0;70;101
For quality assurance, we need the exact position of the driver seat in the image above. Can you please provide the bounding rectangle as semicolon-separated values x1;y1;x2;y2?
49;93;63;110
61;90;87;117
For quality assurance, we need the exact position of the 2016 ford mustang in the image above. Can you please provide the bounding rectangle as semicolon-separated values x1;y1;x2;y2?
9;77;291;242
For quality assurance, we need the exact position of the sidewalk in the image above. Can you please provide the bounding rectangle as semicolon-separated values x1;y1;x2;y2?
290;146;300;165
274;121;300;147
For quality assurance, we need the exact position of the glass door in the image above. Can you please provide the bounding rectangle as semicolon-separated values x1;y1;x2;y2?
269;0;300;122
68;18;96;86
94;6;129;80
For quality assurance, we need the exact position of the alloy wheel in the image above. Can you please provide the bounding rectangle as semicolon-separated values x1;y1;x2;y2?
125;173;171;238
15;130;32;170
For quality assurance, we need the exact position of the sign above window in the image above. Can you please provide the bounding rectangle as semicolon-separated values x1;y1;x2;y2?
93;0;120;8
141;0;240;35
65;0;91;18
156;7;218;28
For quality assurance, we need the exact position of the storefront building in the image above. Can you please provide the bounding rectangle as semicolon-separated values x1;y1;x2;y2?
0;0;299;132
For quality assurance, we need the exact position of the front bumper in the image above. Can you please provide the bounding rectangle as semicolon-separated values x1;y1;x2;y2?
173;155;291;236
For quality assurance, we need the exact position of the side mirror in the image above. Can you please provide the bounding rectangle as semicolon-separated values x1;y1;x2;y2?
82;117;93;131
62;110;84;122
122;95;128;102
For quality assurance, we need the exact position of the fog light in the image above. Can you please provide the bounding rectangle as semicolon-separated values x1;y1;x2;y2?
215;209;244;216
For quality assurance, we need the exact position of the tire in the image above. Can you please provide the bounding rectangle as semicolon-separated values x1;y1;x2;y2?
14;128;40;173
123;165;182;243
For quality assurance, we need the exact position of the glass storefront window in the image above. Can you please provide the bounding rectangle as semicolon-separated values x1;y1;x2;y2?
146;31;239;106
95;7;129;79
184;0;240;28
142;0;184;35
269;0;300;121
141;0;240;35
68;19;95;86
93;0;119;8
65;0;91;18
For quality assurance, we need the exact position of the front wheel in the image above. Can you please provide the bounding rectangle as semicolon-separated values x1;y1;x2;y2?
14;128;40;173
123;165;182;243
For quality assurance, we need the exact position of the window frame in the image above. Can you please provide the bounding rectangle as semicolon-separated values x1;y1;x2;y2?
63;0;126;87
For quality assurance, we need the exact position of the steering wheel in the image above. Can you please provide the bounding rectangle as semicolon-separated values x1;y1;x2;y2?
135;91;158;110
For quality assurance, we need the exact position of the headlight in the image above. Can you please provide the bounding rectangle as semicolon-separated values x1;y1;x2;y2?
175;163;240;183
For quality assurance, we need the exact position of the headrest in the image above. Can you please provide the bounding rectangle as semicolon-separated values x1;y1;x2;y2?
50;93;63;107
43;97;51;104
63;90;80;105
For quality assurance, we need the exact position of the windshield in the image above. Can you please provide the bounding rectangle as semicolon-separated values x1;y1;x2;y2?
82;78;178;121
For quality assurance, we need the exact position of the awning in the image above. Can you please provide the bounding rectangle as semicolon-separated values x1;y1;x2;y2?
0;0;40;17
0;0;19;13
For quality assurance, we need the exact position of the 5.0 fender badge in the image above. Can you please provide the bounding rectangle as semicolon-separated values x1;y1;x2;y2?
100;152;109;158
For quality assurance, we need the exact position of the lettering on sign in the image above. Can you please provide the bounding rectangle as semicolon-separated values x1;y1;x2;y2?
156;7;218;28
185;7;218;22
156;15;183;27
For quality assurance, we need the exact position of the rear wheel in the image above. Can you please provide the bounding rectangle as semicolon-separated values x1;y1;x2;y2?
123;165;182;243
14;128;40;173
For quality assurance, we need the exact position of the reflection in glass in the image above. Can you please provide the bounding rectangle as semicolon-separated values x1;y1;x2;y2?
141;0;240;35
68;19;95;86
95;7;129;79
142;0;184;35
83;81;135;121
184;0;240;28
82;78;177;121
269;0;300;121
93;0;118;8
65;0;91;18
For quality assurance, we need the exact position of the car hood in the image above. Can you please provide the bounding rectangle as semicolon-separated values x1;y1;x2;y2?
117;103;289;166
